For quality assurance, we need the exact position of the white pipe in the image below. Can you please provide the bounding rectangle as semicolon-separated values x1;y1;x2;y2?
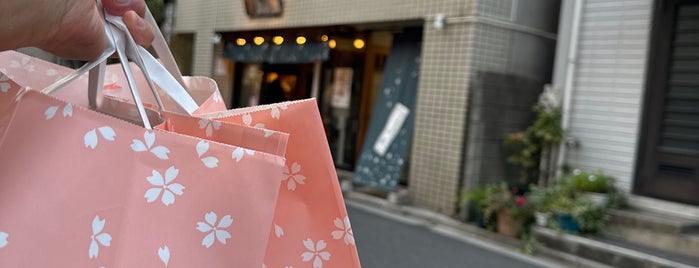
556;0;584;177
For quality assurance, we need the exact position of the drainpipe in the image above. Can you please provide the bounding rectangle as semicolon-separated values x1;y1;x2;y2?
556;0;584;177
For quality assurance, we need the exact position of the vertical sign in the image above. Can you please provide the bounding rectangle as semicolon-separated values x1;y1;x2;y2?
353;30;422;191
331;68;353;109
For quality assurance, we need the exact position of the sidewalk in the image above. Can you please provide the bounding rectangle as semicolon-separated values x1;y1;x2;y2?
341;181;699;268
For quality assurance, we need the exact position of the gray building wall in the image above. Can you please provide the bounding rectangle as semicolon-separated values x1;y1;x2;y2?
462;0;560;190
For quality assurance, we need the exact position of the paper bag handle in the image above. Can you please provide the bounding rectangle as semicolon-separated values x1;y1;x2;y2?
41;1;200;128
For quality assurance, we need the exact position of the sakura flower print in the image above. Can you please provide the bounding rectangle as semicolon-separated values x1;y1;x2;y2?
203;100;362;268
0;3;288;267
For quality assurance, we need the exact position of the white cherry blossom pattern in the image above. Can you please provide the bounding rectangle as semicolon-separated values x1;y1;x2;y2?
0;231;8;248
0;73;11;93
301;239;331;268
196;140;219;168
84;126;116;149
89;215;112;259
242;113;274;138
45;68;62;81
331;216;355;245
145;166;185;206
198;119;222;137
283;162;306;191
271;104;288;119
10;57;35;72
232;147;255;162
45;103;73;120
196;212;233;248
274;224;284;238
131;131;171;159
158;246;170;266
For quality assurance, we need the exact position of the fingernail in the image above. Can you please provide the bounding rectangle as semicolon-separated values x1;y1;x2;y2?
116;0;130;5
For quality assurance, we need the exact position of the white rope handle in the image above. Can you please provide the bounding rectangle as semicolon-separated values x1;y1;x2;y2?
40;0;200;129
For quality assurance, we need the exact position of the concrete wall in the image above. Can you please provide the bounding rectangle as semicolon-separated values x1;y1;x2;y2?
461;0;560;190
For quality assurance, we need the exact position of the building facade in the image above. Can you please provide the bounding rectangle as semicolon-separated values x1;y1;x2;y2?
172;0;560;215
553;0;699;218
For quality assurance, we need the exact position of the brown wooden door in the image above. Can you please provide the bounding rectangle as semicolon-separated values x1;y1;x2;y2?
636;0;699;205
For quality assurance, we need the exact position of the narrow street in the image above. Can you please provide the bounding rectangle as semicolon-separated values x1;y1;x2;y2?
347;201;561;268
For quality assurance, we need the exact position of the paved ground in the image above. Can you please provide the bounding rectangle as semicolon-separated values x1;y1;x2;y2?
347;201;559;268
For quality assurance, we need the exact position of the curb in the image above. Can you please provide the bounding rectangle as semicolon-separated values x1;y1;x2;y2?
533;227;698;268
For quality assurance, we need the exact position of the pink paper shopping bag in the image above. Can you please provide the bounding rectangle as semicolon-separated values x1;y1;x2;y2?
203;100;362;268
0;70;287;267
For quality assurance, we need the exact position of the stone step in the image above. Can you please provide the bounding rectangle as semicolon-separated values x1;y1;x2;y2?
603;209;699;257
609;209;699;235
533;227;698;268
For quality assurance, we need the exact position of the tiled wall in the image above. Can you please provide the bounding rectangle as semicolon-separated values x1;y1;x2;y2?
410;23;475;214
174;0;476;76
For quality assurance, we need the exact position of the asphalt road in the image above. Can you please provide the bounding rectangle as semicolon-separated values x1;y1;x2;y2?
347;202;555;268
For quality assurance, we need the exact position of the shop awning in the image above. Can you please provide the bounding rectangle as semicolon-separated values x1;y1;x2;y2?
224;42;329;64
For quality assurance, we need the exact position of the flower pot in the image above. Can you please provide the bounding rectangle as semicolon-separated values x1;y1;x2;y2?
553;212;579;233
583;192;608;207
534;211;551;227
473;210;488;229
497;209;522;237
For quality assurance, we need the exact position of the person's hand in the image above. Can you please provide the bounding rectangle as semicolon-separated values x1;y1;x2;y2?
0;0;155;61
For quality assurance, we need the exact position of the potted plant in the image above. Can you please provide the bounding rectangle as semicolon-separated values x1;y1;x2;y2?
572;201;609;233
482;183;532;237
546;180;610;234
459;183;498;228
566;169;614;206
526;185;553;227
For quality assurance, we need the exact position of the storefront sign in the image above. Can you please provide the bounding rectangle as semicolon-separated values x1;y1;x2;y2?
373;103;410;156
331;68;353;109
244;0;283;18
352;30;422;191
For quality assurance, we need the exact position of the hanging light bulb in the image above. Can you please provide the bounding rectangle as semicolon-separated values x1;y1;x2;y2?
253;36;265;45
273;36;284;45
236;38;246;46
321;35;329;42
328;39;337;49
353;38;365;49
296;36;307;45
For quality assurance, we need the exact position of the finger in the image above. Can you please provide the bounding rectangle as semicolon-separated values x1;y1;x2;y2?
41;8;108;61
103;0;147;17
123;10;154;47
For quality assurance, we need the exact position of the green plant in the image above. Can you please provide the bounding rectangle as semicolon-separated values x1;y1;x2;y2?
459;183;498;212
519;233;542;255
545;180;609;234
526;185;554;213
567;170;614;193
481;182;532;222
504;105;563;185
572;201;609;233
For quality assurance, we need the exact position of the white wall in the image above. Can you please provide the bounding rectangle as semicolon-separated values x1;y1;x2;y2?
565;0;652;192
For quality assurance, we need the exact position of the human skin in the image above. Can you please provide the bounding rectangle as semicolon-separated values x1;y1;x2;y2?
0;0;154;61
